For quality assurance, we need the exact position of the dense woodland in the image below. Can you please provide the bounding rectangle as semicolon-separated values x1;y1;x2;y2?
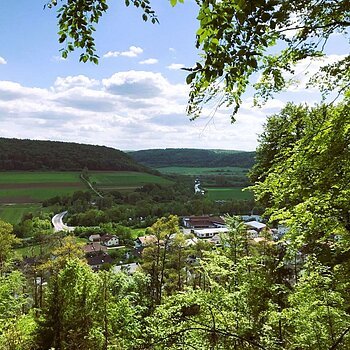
129;149;255;168
0;138;149;172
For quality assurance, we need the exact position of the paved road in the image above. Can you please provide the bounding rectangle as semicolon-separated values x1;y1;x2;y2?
52;211;75;232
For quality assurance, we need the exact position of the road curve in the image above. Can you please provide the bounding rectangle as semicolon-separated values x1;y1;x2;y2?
52;211;75;232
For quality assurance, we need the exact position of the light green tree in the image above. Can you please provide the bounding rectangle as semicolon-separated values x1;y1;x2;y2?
36;258;103;350
141;215;180;304
0;271;36;350
0;220;20;273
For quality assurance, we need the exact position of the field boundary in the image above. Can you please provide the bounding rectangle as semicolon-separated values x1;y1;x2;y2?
80;174;103;198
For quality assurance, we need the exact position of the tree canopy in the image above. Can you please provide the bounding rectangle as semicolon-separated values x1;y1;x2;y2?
47;0;350;120
250;94;350;254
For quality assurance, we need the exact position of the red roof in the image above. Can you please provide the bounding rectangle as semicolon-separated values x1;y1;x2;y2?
184;216;225;228
83;242;107;253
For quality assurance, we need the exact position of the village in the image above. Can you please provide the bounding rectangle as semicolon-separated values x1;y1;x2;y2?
76;214;288;273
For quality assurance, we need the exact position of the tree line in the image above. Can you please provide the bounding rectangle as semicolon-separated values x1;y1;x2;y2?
129;149;255;168
0;138;150;172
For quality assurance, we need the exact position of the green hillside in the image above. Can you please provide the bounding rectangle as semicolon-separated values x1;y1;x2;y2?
0;138;149;172
129;148;255;168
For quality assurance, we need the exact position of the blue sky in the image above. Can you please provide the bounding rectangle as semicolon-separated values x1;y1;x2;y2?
0;1;347;151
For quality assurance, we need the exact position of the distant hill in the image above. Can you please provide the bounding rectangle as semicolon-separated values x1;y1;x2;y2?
0;138;149;172
129;148;256;168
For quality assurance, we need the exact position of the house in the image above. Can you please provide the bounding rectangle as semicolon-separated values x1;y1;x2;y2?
208;234;222;246
100;234;119;247
135;235;158;248
247;229;259;238
182;216;226;229
245;221;266;233
193;227;229;238
113;262;139;275
83;242;107;254
86;251;113;270
88;234;101;242
185;237;198;246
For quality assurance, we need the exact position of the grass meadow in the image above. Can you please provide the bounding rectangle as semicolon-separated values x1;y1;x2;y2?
0;204;45;224
90;171;173;192
0;170;173;203
206;187;253;201
156;166;249;176
0;171;85;203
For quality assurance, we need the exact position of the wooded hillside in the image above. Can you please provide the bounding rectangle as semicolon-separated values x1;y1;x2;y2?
129;148;255;168
0;138;148;172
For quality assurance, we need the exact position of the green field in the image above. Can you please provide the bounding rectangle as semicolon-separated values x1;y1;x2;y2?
206;187;253;201
90;171;173;192
0;204;45;224
0;171;85;203
156;166;249;176
0;172;82;183
0;170;173;202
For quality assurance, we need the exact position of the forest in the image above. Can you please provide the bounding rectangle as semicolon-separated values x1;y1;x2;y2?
0;138;149;172
129;149;255;168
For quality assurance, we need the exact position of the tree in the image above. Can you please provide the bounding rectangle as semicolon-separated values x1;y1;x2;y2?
36;259;103;350
281;256;350;349
251;96;350;255
47;0;349;120
141;215;180;304
249;103;310;184
46;0;159;64
143;216;289;350
187;0;350;120
0;271;35;350
0;220;20;273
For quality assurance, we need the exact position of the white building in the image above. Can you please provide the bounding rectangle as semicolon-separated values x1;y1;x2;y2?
193;227;229;238
101;234;119;247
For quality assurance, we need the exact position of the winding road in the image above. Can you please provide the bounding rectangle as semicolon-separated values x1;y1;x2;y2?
52;211;75;232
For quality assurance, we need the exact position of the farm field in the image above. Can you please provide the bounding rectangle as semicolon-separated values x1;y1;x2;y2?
156;166;249;176
0;171;85;203
90;171;173;192
0;204;46;224
206;187;253;201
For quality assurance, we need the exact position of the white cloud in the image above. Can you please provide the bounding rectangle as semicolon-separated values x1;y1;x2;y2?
139;58;158;65
53;75;99;92
103;46;143;58
167;63;184;70
0;71;273;150
169;48;176;53
0;56;7;65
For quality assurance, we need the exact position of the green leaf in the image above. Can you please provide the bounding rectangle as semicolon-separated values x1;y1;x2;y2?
186;72;196;84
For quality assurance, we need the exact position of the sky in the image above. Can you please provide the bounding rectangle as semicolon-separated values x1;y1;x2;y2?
0;1;347;151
